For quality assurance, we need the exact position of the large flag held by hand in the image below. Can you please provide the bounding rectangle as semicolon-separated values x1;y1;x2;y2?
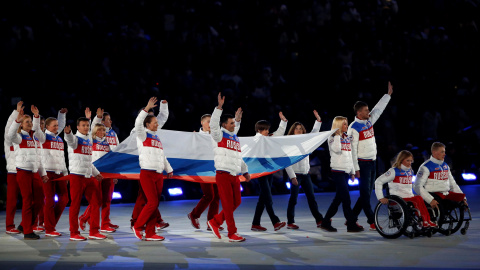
94;129;335;183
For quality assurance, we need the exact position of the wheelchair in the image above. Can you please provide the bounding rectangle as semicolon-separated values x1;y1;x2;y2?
429;193;472;236
374;195;435;239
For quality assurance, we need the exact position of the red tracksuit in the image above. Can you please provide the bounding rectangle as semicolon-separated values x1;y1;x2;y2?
210;171;242;236
43;172;69;232
5;173;20;231
131;184;163;226
190;183;220;221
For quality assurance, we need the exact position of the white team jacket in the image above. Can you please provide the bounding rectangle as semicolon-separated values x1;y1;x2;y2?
285;120;321;178
375;164;415;200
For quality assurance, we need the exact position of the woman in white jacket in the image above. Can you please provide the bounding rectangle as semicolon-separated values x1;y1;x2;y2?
284;110;324;230
131;97;173;241
8;105;49;240
320;116;363;232
375;150;436;228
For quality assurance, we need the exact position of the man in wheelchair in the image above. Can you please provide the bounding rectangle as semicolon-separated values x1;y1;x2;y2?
414;142;470;235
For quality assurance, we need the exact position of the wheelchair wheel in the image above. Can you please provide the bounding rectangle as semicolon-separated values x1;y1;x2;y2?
375;195;410;239
437;200;465;235
403;207;423;238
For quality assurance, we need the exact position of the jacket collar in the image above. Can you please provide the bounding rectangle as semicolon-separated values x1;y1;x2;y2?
75;131;90;140
400;164;411;171
429;155;444;165
221;127;235;136
45;130;57;137
354;116;368;124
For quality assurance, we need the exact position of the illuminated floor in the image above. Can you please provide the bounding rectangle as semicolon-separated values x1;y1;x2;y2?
1;185;479;269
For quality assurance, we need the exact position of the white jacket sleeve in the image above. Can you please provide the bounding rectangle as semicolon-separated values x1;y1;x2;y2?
448;169;463;194
375;168;395;200
272;120;287;137
329;135;342;154
91;164;100;177
210;107;223;143
8;121;22;145
311;121;322;133
64;131;78;150
413;166;434;203
234;120;241;134
369;94;391;125
241;159;248;175
38;156;47;177
57;110;66;134
32;115;46;143
285;166;296;179
4;110;19;144
157;101;169;129
348;128;360;171
91;115;102;128
164;156;173;174
135;110;148;142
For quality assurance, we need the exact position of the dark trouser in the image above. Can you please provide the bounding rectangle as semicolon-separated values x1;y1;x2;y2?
287;174;323;224
323;171;357;226
352;160;376;224
252;175;280;226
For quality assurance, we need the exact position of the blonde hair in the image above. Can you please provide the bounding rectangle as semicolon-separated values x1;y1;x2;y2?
18;114;32;133
331;116;347;136
392;150;413;169
92;123;106;140
287;122;306;135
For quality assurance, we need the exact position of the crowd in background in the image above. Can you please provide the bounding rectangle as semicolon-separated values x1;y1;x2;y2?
1;0;479;201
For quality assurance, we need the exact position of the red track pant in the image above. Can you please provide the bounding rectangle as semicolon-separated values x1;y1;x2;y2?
16;169;43;235
42;172;69;232
434;192;465;202
190;183;220;221
133;170;163;237
69;174;101;235
81;178;114;229
403;196;433;223
210;171;241;237
131;182;162;225
6;173;20;230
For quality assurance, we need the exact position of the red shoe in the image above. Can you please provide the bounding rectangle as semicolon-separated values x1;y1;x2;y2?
251;225;267;231
69;234;87;241
6;228;21;234
45;231;62;237
274;222;286;231
207;220;222;239
206;222;224;231
100;226;116;233
188;213;200;229
145;234;165;241
79;217;87;231
287;223;299;230
369;224;376;231
107;223;119;229
33;225;45;233
228;233;246;242
132;227;144;240
428;221;438;228
88;232;107;240
155;221;170;231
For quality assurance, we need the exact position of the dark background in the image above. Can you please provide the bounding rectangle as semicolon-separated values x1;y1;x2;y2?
1;0;479;203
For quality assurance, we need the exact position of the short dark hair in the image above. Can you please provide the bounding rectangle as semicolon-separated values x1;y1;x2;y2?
220;114;234;126
431;142;446;153
138;107;154;115
102;112;110;119
144;115;156;127
77;117;90;126
255;120;271;133
353;101;368;114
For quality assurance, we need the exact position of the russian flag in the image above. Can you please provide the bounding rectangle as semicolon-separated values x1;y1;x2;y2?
94;129;335;183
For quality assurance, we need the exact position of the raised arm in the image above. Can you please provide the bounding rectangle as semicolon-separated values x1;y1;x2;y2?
57;108;68;134
375;168;396;203
63;125;78;150
311;110;322;133
234;107;242;134
369;81;393;125
157;100;169;129
4;101;22;142
210;93;224;143
136;97;158;142
8;111;25;145
272;111;288;137
91;108;103;127
31;105;46;143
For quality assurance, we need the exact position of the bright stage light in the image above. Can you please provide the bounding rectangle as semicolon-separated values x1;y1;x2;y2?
462;173;477;181
112;192;122;199
54;195;58;202
286;182;291;189
348;178;359;186
168;188;183;196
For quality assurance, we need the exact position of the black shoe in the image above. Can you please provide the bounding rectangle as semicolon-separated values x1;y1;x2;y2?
17;225;24;234
347;224;365;232
24;233;40;240
320;224;338;232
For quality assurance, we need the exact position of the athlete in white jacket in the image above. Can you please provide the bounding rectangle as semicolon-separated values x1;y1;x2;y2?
131;97;173;242
9;105;49;240
348;81;393;230
375;150;436;227
320;116;363;233
284;110;324;229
